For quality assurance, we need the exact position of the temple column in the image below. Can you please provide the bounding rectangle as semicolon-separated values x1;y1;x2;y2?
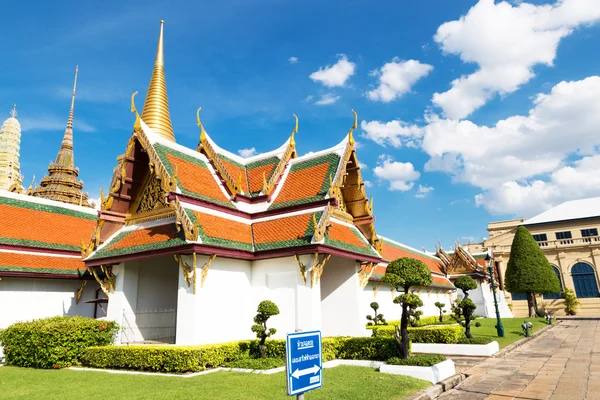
106;262;139;344
175;254;197;345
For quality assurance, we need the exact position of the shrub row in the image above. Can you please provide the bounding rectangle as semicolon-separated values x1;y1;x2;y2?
385;314;454;327
0;316;118;369
369;325;463;344
387;353;446;367
81;337;407;373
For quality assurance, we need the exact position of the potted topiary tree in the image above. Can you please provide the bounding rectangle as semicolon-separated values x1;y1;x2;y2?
434;301;446;323
366;302;386;326
454;275;478;338
505;226;560;317
382;257;432;359
251;300;280;358
563;288;580;316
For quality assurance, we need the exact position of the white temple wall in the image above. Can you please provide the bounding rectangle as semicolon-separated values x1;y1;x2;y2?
320;256;368;337
135;257;178;311
0;277;101;329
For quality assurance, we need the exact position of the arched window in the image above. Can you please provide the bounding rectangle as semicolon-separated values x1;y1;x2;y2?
544;266;563;299
571;262;600;298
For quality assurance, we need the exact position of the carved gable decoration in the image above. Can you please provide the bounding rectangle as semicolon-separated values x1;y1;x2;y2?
137;174;168;213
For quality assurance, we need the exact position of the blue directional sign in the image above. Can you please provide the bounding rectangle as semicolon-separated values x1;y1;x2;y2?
286;330;322;396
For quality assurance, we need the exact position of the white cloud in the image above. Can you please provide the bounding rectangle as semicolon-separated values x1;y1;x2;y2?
420;76;600;215
238;148;257;157
361;119;423;148
309;54;356;87
432;0;600;119
373;155;420;191
20;115;95;132
314;93;340;105
415;184;435;199
89;197;101;210
364;180;373;188
288;56;299;64
367;58;433;102
304;95;314;103
358;161;368;170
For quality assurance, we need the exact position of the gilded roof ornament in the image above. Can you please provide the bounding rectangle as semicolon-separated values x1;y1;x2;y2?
131;91;141;132
10;104;17;118
348;109;357;147
141;20;175;142
196;107;206;143
290;114;298;147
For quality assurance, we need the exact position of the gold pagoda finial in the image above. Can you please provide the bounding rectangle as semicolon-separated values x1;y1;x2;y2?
141;20;175;142
10;104;17;118
131;91;141;131
290;114;298;147
67;66;78;130
348;109;357;147
196;107;206;142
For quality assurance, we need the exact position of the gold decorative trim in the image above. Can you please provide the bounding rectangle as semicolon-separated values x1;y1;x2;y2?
136;130;178;194
126;208;175;225
174;254;194;291
373;281;382;298
75;280;87;305
262;115;298;195
89;265;116;297
131;91;141;132
293;255;307;285
172;196;199;241
99;187;114;211
196;108;241;197
358;262;376;289
200;254;217;289
312;205;333;243
310;253;331;287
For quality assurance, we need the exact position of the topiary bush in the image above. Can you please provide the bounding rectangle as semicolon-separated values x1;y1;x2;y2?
0;316;118;369
387;353;445;366
366;302;387;326
251;300;280;358
563;288;580;316
434;302;446;323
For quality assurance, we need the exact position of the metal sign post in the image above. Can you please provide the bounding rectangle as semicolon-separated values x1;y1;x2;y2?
286;330;322;397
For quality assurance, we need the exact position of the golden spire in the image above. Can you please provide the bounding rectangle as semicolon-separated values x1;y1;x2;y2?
196;107;206;142
10;104;17;118
290;114;298;147
67;66;78;130
141;20;175;142
348;109;357;147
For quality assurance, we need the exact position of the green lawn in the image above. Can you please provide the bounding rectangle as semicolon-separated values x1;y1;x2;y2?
0;365;430;400
470;318;547;348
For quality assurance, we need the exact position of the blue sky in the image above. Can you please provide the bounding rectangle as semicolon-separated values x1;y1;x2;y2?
2;0;600;250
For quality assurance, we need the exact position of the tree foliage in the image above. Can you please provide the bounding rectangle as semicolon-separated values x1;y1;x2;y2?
505;226;560;317
251;300;280;358
366;302;387;326
454;276;477;298
563;288;580;316
434;302;446;323
383;258;431;360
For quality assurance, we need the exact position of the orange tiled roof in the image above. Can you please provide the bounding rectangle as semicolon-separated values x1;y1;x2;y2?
0;252;86;276
380;238;445;275
221;157;249;194
88;223;187;260
191;211;253;251
0;196;97;252
253;212;314;251
246;158;279;194
325;221;379;257
269;153;339;210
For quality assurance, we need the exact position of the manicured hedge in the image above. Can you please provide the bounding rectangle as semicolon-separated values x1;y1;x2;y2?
387;354;446;367
385;315;454;327
81;337;407;373
0;316;118;369
369;325;463;344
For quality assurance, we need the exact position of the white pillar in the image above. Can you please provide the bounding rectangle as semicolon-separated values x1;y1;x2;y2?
106;262;139;344
295;254;322;332
175;254;197;345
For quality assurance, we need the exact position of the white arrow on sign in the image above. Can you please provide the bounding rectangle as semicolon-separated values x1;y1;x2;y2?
291;364;320;379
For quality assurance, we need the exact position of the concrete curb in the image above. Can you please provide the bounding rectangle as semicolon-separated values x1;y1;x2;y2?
407;373;467;400
493;321;559;359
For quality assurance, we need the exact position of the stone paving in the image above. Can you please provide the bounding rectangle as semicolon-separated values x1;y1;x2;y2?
439;320;600;400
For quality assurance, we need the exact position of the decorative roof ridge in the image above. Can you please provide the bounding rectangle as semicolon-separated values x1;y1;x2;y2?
150;129;212;165
0;189;97;215
138;120;180;194
378;235;442;262
0;248;81;259
291;138;347;165
262;116;297;196
203;129;291;166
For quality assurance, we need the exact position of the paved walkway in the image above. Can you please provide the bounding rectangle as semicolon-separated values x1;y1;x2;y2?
439;320;600;400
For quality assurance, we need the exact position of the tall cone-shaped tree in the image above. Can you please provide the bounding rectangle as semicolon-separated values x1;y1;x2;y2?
505;226;560;317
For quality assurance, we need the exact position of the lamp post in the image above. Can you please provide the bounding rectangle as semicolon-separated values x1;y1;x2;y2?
486;250;505;337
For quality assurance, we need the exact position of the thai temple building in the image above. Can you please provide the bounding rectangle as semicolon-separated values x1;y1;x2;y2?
0;21;511;346
0;106;23;192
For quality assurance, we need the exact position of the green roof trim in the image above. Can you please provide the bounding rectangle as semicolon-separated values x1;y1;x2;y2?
246;156;280;170
0;237;81;252
254;211;319;252
153;143;234;209
268;153;340;210
218;153;245;169
88;227;188;260
0;266;84;277
325;225;379;258
0;196;97;221
380;237;441;262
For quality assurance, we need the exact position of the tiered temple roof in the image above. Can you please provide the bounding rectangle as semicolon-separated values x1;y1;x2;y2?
0;191;97;278
0;105;23;191
30;67;92;207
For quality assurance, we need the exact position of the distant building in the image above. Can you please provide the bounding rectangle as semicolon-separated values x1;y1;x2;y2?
470;199;600;317
0;105;23;191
